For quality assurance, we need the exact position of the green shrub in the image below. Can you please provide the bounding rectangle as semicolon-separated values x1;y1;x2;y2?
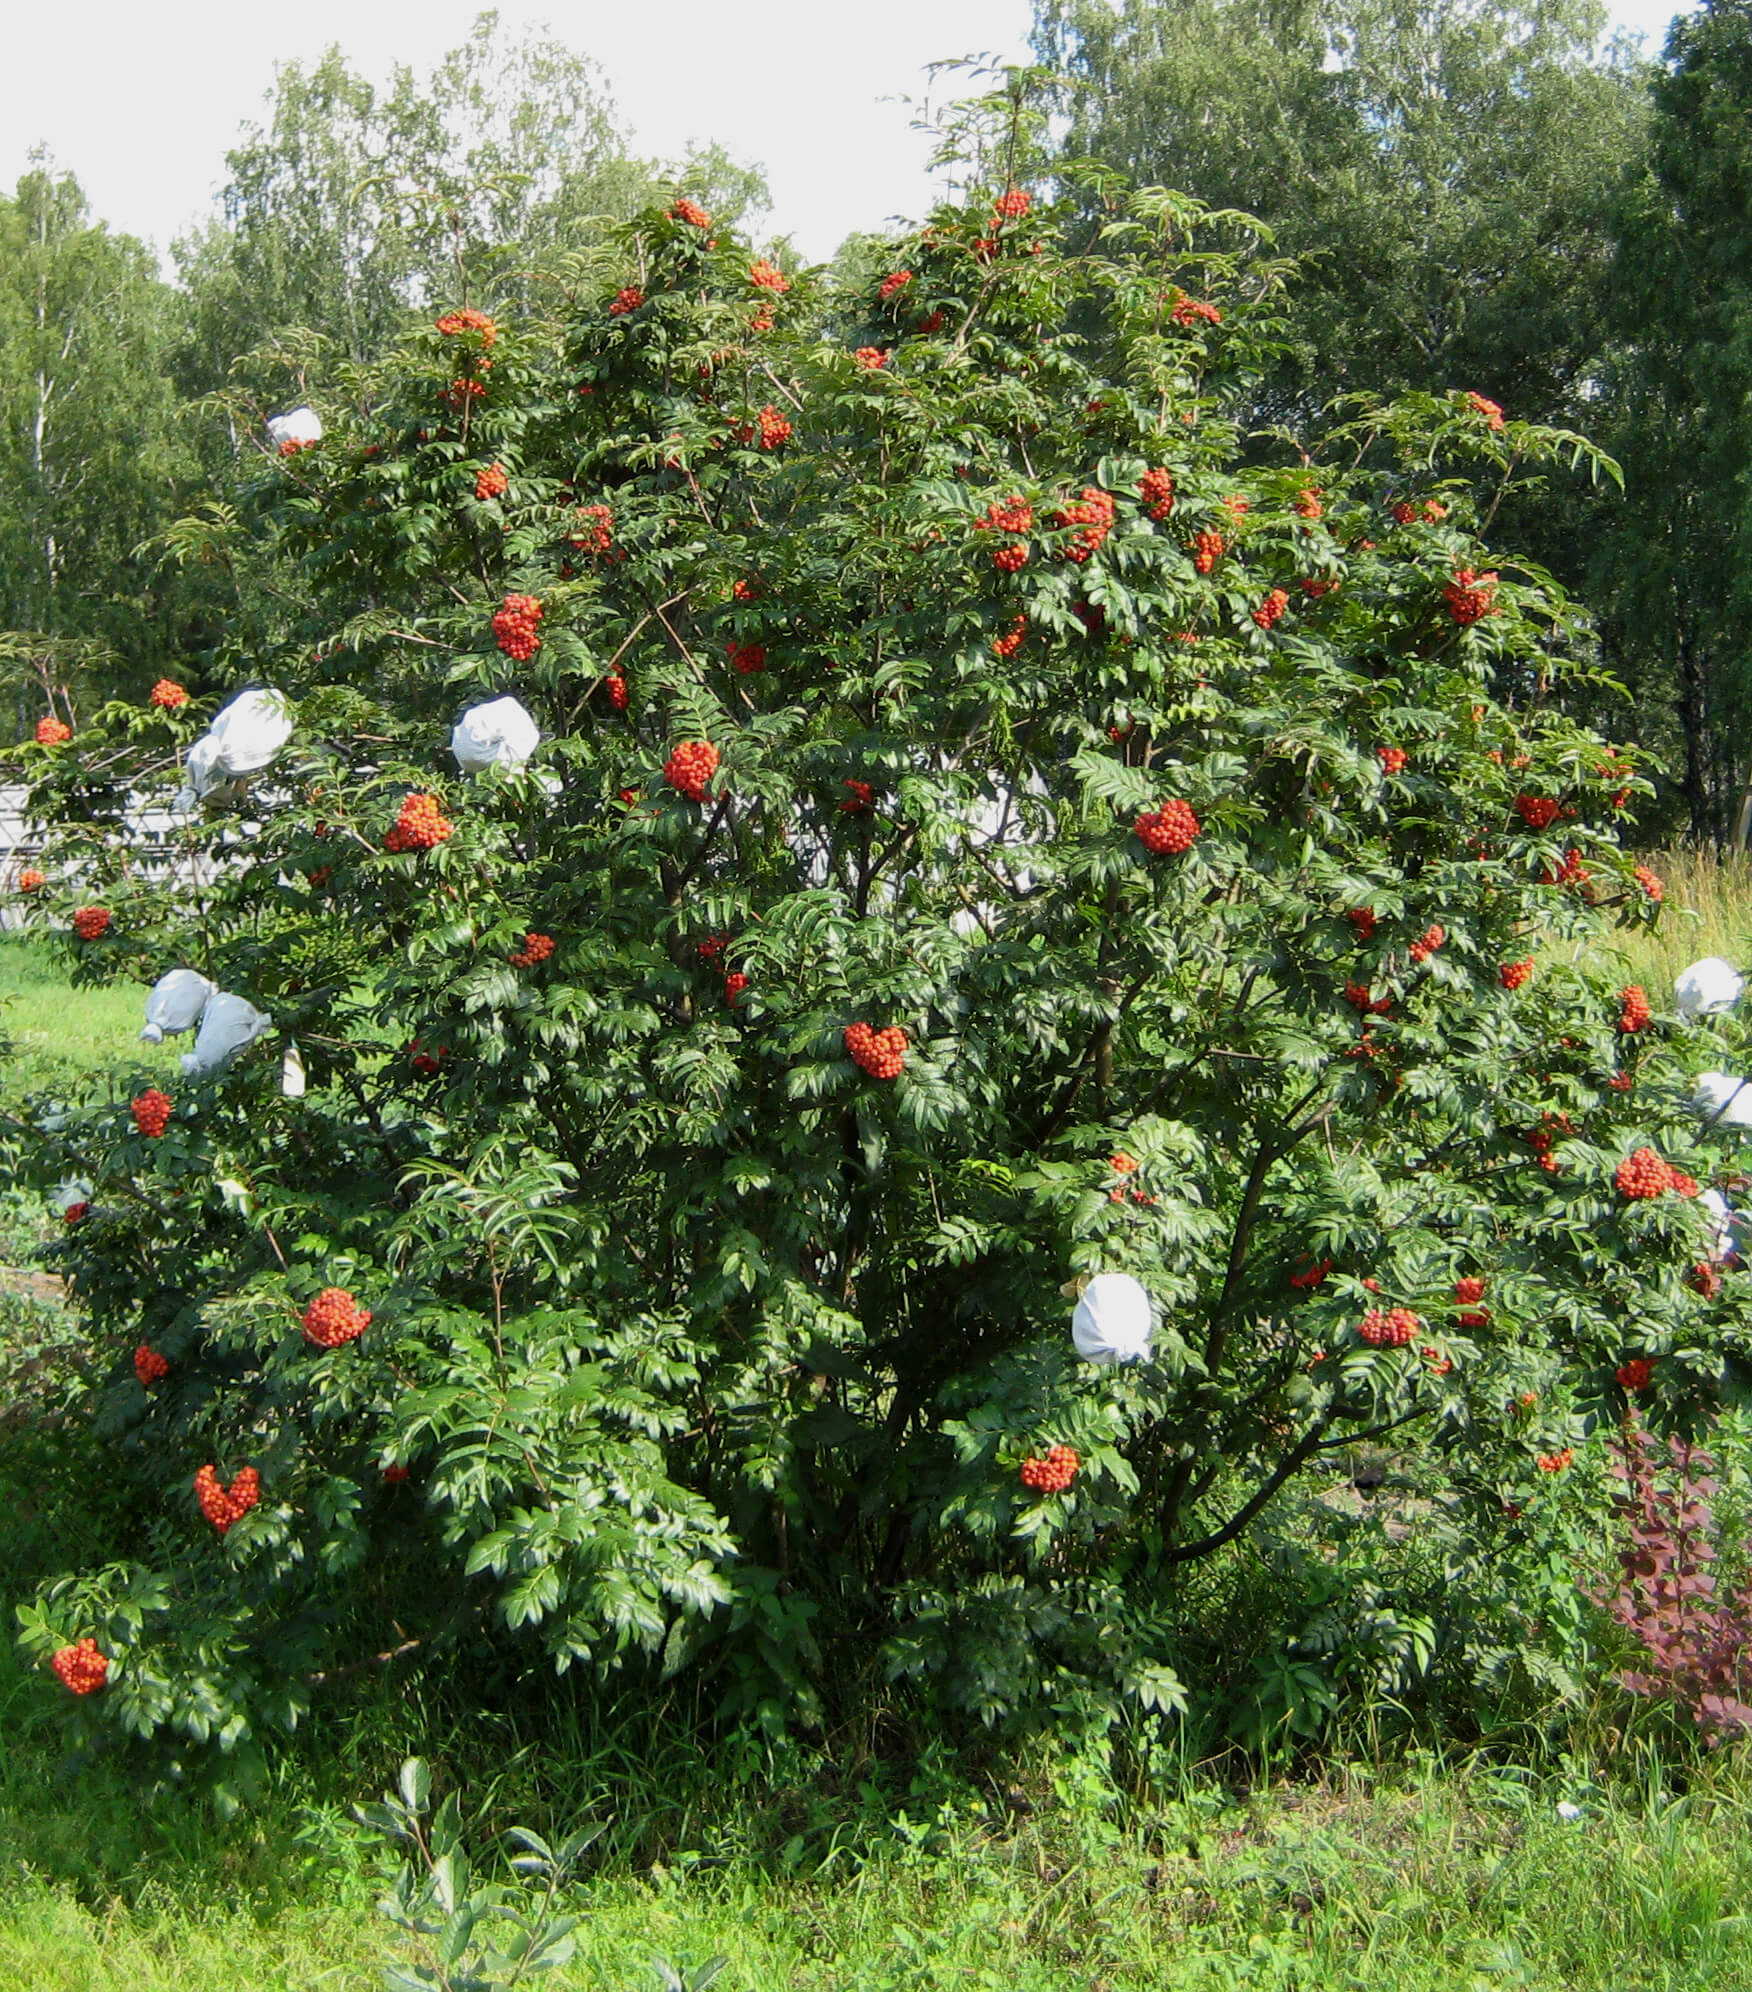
7;163;1749;1792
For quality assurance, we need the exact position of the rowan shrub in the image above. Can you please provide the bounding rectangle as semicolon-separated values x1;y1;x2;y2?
7;169;1747;1790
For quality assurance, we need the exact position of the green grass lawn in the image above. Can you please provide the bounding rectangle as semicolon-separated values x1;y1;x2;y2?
0;937;173;1103
0;1738;1749;1991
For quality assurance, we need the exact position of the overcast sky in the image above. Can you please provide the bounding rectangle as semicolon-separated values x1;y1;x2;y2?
1;0;1696;270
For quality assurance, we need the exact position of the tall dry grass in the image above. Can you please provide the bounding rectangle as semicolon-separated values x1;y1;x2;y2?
1615;848;1752;995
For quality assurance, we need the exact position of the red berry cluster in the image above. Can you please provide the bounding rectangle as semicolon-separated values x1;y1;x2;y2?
1301;577;1338;598
1019;1443;1079;1492
1466;391;1505;430
1690;1260;1721;1297
493;593;543;661
1138;467;1175;520
723;971;749;1006
732;577;761;600
445;377;488;406
753;405;792;449
475;462;508;501
993;187;1033;221
1191;529;1225;574
992;540;1029;573
383;1463;410;1482
1251;588;1290;630
1453;1275;1490;1327
1514;794;1559;831
1222;495;1251;522
1445;568;1499;625
1499;958;1534;990
1615;1147;1697;1200
302;1286;372;1349
17;868;45;892
131;1089;172;1138
854;346;888;370
608;286;644;317
1289;1257;1332;1289
437;308;497;345
1345;983;1393;1015
1422;1345;1454;1375
1541;847;1591;892
840;779;875;816
1358;1307;1419;1348
73;906;111;939
1293;487;1323;520
844;1022;907;1079
1110;1152;1138;1175
509;931;556;968
748;309;774;334
1535;1447;1573;1474
1633;865;1664;903
1618;985;1652;1034
749;260;791;293
568;504;614;554
1049;487;1116;563
1134;800;1200;855
879;269;912;300
1347;907;1377;941
605;674;629;710
149;679;189;708
36;716;71;745
1377;747;1408;775
195;1463;260;1532
63;1201;87;1224
134;1344;170;1386
51;1638;108;1695
1409;923;1446;965
409;1037;447;1076
726;641;767;675
665;740;720;801
976;495;1034;536
385;793;454;853
670;197;712;227
1609;1071;1634;1093
1171;296;1222;328
1617;1357;1655;1390
278;437;317;458
993;616;1026;659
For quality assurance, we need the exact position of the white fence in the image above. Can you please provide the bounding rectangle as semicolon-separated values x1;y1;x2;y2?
0;783;203;931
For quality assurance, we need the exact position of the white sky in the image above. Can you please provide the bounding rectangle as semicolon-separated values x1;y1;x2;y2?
1;0;1696;272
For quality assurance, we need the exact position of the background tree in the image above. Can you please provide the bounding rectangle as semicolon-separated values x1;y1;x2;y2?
1590;0;1752;844
0;160;185;726
1032;0;1649;427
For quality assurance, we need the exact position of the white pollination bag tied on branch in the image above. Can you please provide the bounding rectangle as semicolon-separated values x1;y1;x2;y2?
174;688;294;813
450;696;540;774
1676;957;1745;1021
1070;1272;1155;1364
265;406;323;448
1704;1187;1744;1262
141;968;216;1043
1694;1072;1752;1129
209;688;294;776
181;992;272;1078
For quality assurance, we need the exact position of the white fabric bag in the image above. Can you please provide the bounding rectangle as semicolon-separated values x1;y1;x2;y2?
180;992;272;1077
451;696;540;774
210;688;294;777
173;734;226;814
1071;1272;1154;1364
1703;1186;1744;1261
1694;1072;1752;1129
266;406;323;447
1676;957;1745;1021
141;968;216;1043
